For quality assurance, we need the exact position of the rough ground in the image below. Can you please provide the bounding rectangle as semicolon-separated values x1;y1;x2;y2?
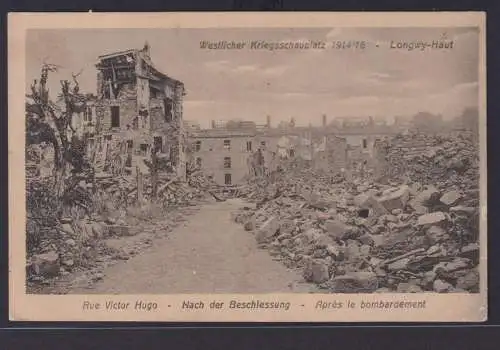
70;199;317;294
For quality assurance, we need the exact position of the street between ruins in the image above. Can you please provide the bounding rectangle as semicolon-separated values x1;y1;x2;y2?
69;199;317;294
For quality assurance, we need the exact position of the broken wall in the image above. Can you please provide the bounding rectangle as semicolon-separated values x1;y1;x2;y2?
136;77;150;112
148;80;185;175
373;138;390;180
314;135;348;172
95;83;138;132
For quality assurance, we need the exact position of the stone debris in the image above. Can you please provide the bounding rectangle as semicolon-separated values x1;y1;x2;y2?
30;251;60;277
416;212;448;227
329;272;379;293
256;216;280;243
426;226;450;244
377;185;410;212
303;260;330;283
440;190;462;206
234;131;480;294
107;224;132;237
26;169;206;290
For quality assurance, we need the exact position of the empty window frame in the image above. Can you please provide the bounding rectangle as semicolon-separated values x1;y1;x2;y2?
110;106;120;127
153;136;163;153
164;98;173;122
195;140;202;152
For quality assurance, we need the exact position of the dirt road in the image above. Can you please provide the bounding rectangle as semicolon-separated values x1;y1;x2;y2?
71;199;315;294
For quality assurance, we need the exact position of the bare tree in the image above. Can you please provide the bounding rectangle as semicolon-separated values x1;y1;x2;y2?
26;63;93;217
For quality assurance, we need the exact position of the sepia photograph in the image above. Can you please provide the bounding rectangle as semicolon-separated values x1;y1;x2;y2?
9;12;487;321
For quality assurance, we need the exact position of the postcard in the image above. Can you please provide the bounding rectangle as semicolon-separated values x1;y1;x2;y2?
9;11;486;321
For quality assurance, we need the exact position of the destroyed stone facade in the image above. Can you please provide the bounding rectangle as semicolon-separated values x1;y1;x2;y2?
93;43;186;178
313;135;348;173
189;126;348;186
189;119;400;186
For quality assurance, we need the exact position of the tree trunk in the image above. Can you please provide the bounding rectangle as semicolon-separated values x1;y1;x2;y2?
151;149;158;200
137;166;144;203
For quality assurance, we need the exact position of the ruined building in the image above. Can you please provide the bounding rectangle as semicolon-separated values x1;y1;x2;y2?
93;43;186;178
188;115;402;186
189;117;350;186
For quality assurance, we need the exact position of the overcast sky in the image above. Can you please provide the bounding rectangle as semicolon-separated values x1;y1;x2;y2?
26;27;479;128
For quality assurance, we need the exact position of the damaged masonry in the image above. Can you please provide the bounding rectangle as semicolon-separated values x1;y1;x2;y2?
25;43;206;292
93;41;187;180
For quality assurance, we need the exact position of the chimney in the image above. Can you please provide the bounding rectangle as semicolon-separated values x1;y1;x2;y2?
322;114;327;127
266;115;271;128
143;41;151;57
211;120;216;129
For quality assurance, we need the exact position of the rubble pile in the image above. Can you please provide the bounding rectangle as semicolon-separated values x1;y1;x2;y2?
234;132;480;293
239;164;335;203
157;176;206;206
386;131;479;186
27;206;196;293
27;168;209;285
27;216;110;282
92;171;209;208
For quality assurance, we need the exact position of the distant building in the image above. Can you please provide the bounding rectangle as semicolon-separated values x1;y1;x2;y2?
187;115;399;185
189;123;349;185
183;120;201;132
373;116;388;127
410;112;444;133
93;42;186;178
336;116;371;128
189;128;260;186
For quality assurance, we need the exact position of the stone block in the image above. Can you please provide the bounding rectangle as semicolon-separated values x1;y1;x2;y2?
440;191;462;206
433;279;453;293
354;190;378;207
91;222;105;239
456;269;479;292
354;191;388;216
387;257;411;271
324;219;350;240
59;223;75;235
107;224;132;237
416;212;448;227
31;251;60;277
64;238;76;246
377;185;410;212
256;216;280;243
459;243;479;265
416;186;440;206
408;199;428;215
358;233;375;246
244;220;255;231
303;260;330;283
326;244;343;260
426;226;450;244
450;206;476;216
397;282;423;293
330;271;379;293
434;258;470;274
